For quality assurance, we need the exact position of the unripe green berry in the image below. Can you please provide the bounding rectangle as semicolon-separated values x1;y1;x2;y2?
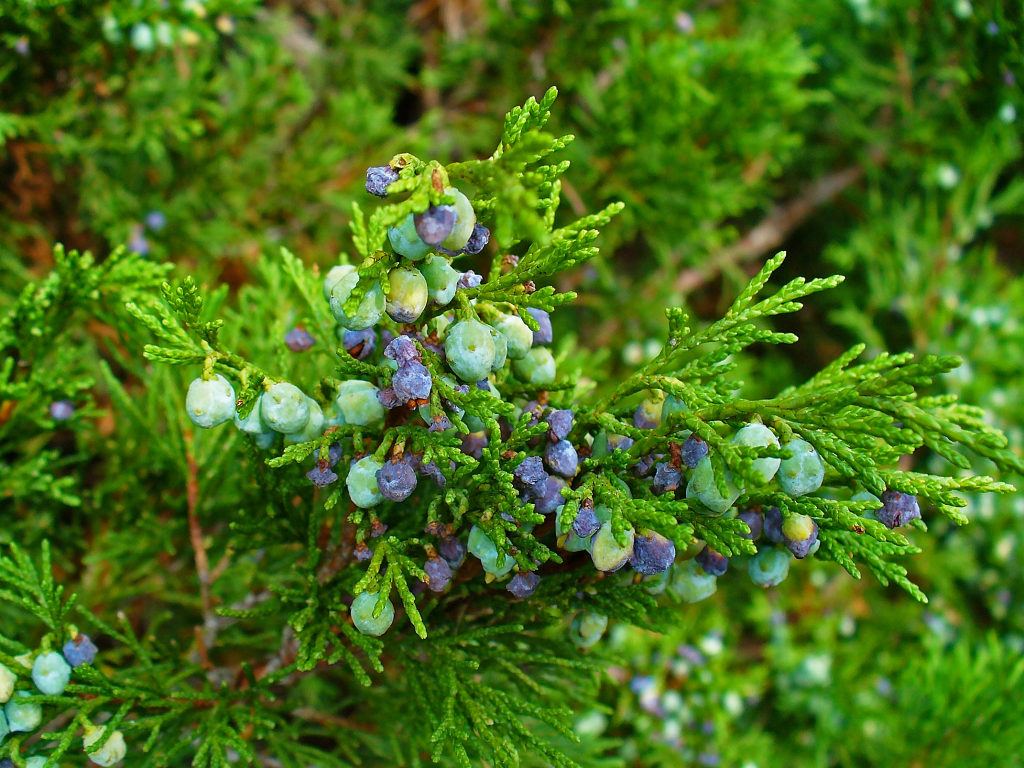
468;525;515;578
488;327;508;371
686;455;742;515
589;521;635;572
327;265;386;330
83;725;127;766
335;380;386;426
570;612;608;648
419;254;460;305
777;438;825;496
5;691;42;732
512;347;556;385
386;266;429;323
284;400;324;444
32;652;71;696
669;559;717;603
749;548;791;587
261;382;311;434
347;456;385;508
445;320;496;382
185;374;235;428
492;314;533;360
0;663;14;703
731;423;781;484
350;590;395;637
388;214;432;260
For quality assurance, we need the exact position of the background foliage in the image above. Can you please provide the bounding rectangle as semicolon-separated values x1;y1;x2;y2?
2;0;1022;766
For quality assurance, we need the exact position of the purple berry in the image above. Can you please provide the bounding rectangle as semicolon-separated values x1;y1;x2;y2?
354;543;373;562
763;506;785;543
417;459;448;489
633;454;657;477
696;546;729;576
527;308;552;345
128;227;150;255
681;435;709;468
513;456;548;494
532;475;567;515
633;406;658;430
377;460;417;501
545;440;578;478
608;434;634;452
630;532;676;575
343;328;376;360
507;570;541;598
737;508;763;540
457;271;482;290
49;400;75;421
365;165;400;197
784;523;819;559
877;491;922;528
377;387;403;409
545;409;573;442
464;224;491;255
284;327;315;352
326;443;343;468
62;634;98;667
427;412;453;433
392;361;432;403
460;431;488;459
414;205;457;246
652;462;682;495
384;336;421;365
424;557;453;592
307;466;339;488
439;536;466;568
572;504;601;539
145;210;167;231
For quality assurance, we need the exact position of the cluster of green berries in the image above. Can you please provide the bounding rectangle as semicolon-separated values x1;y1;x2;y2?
0;633;123;765
101;1;226;52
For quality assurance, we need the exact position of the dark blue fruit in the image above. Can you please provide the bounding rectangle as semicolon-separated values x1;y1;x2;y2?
414;205;457;246
377;459;417;501
737;508;763;540
342;328;376;360
392;361;432;403
464;224;491;255
284;327;315;352
527;308;553;345
513;456;548;494
545;408;573;442
630;532;676;575
507;570;541;598
365;165;399;197
877;490;922;528
763;506;785;543
424;557;453;592
532;475;567;514
545;440;578;478
307;466;339;488
652;462;682;495
458;271;483;290
680;435;709;468
696;546;729;576
62;634;98;667
438;536;466;568
49;400;75;421
384;336;421;365
460;431;488;459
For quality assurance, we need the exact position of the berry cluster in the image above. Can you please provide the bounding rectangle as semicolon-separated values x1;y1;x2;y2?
0;633;123;766
182;160;926;646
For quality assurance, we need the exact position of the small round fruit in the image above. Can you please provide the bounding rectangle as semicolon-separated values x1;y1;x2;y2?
334;380;386;426
590;521;635;572
488;327;508;371
424;557;453;592
377;459;418;502
261;382;311;433
782;513;819;559
389;213;432;260
669;559;717;603
526;308;552;346
777;438;825;496
5;691;42;732
512;347;556;385
695;546;729;576
83;725;127;766
737;508;763;540
630;532;676;575
284;400;324;444
347;456;385;508
492;314;533;360
445;320;496;382
439;187;476;251
414;204;456;246
32;652;71;696
234;395;270;436
507;570;541;599
570;612;608;648
284;327;315;352
748;548;791;587
386;266;429;323
731;423;781;485
532;475;568;515
323;264;350;300
680;435;709;468
186;374;235;428
366;164;399;198
686;455;742;515
419;254;460;304
661;394;688;422
877;490;922;528
350;590;396;636
0;663;16;702
545;439;578;478
328;266;386;330
392;362;433;403
467;525;515;578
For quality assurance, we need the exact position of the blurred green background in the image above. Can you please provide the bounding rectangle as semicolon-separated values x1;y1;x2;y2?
2;0;1022;765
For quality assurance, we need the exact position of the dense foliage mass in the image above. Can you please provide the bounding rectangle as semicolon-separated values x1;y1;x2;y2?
2;2;1022;766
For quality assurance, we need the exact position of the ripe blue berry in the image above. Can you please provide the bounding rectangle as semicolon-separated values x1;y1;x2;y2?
777;438;825;496
458;270;482;290
350;590;395;637
695;546;729;576
261;382;310;433
424;557;453;592
414;203;457;246
513;456;548;495
385;267;429;323
532;475;568;515
284;327;315;352
630;531;676;575
652;462;682;495
669;559;717;603
82;725;127;766
284;400;324;444
680;435;708;469
343;328;376;360
737;508;763;540
392;361;432;403
512;347;556;384
5;691;42;732
377;459;417;501
468;525;515;578
438;536;466;568
49;400;75;421
145;210;166;230
877;491;922;528
545;409;573;441
63;635;98;668
464;223;490;254
388;214;432;260
460;431;488;459
590;521;635;572
445;320;496;382
731;423;781;484
365;164;399;197
306;465;338;488
492;314;534;360
186;374;236;428
419;254;460;304
544;439;578;478
527;308;552;345
571;612;608;648
347;456;385;508
782;513;819;558
573;504;605;539
763;506;785;543
327;265;386;330
334;380;386;426
686;455;742;515
749;548;791;587
32;652;71;696
326;443;343;467
507;570;541;599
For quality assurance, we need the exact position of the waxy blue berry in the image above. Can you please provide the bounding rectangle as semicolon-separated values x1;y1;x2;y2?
877;491;922;528
377;459;417;502
545;439;578;478
284;327;315;352
424;557;453;592
63;634;98;667
49;400;75;421
507;571;541;599
365;164;399;197
630;532;676;576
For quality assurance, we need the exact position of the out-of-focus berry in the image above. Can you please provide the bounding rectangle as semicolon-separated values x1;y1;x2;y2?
284;327;315;352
